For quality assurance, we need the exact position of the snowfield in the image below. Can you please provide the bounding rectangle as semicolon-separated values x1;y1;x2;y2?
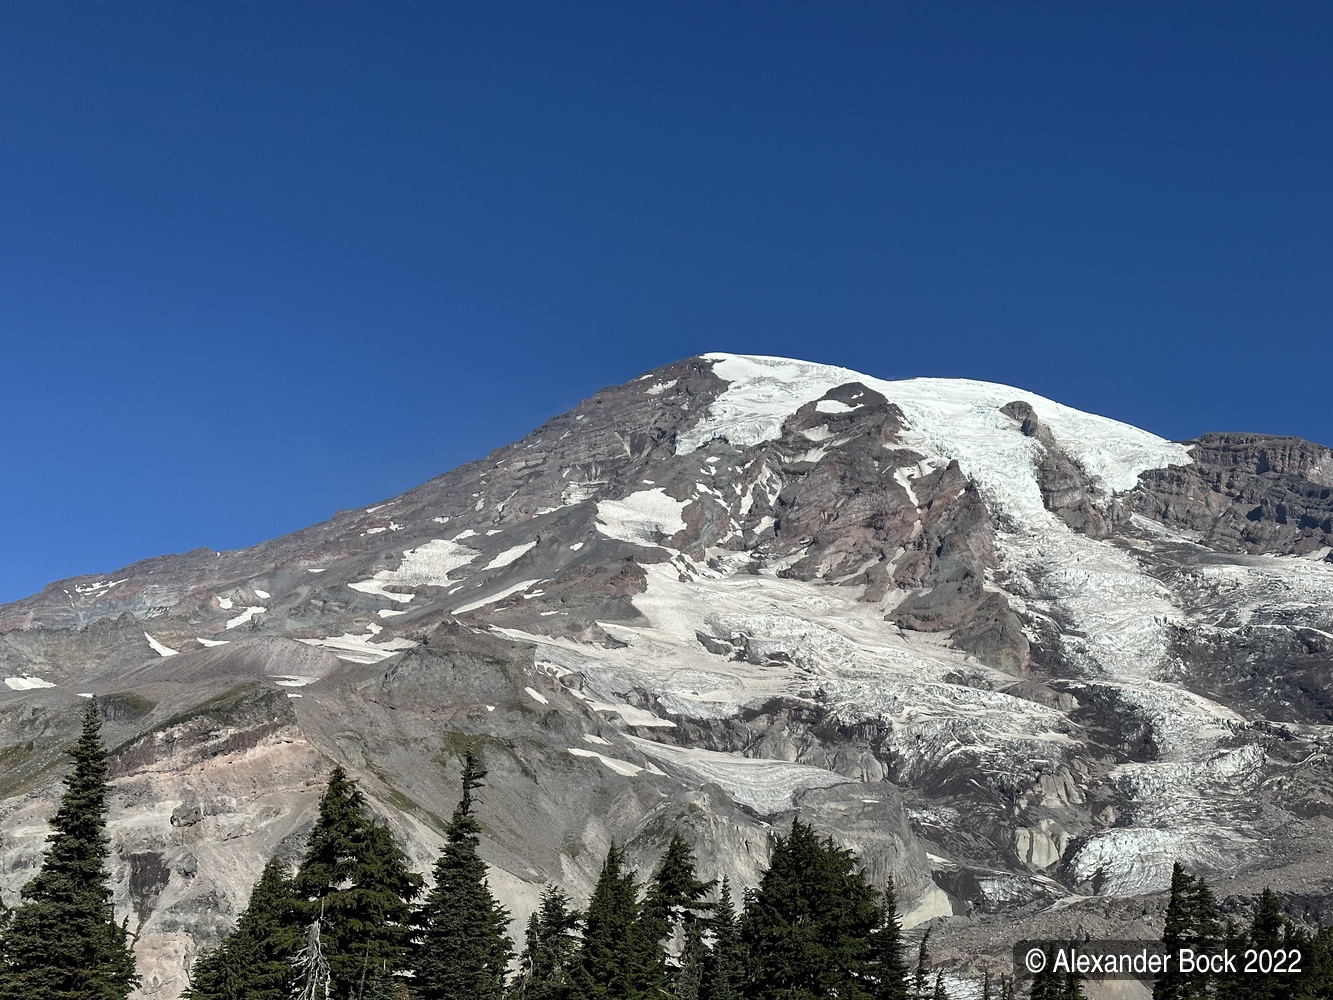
594;489;689;547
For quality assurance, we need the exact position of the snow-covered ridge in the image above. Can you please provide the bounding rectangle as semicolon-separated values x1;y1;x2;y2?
678;354;1191;502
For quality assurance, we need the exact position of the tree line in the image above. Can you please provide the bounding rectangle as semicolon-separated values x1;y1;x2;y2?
3;701;1330;1000
183;750;932;1000
1148;862;1333;999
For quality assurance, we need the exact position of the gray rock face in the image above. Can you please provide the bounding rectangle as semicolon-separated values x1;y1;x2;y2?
1001;400;1115;537
1135;432;1333;555
2;353;1332;997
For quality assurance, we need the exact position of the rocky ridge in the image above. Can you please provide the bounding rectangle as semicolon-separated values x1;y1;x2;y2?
1;353;1331;999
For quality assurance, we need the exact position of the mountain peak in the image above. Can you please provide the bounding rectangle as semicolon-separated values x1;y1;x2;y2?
3;355;1333;997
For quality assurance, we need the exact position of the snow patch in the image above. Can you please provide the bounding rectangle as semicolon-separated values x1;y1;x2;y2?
814;398;856;414
524;686;550;705
452;580;542;614
567;748;643;777
74;578;127;596
483;540;537;572
627;737;851;813
594;489;688;547
197;637;230;647
349;580;416;603
144;632;179;657
225;606;265;629
349;537;479;604
4;675;56;691
273;676;316;688
297;631;417;664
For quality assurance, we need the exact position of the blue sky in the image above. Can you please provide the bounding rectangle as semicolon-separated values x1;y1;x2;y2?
2;2;1330;604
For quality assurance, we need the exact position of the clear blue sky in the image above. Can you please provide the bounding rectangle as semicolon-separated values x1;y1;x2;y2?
2;2;1331;604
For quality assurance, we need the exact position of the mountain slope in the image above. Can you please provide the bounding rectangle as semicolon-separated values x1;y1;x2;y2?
2;353;1332;997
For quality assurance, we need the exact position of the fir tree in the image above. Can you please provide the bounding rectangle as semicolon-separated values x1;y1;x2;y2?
701;877;742;1000
512;885;582;1000
291;765;423;998
1245;889;1286;1000
0;699;138;1000
360;964;407;1000
413;749;513;1000
1211;918;1250;1000
911;928;932;1000
1293;924;1333;1000
1249;888;1284;950
675;918;708;1000
738;818;883;1000
1026;946;1061;1000
642;834;712;934
1153;862;1195;1000
1059;965;1086;1000
866;877;910;1000
1182;879;1221;1000
183;857;300;1000
639;833;712;996
576;843;640;999
931;969;948;999
981;970;993;1000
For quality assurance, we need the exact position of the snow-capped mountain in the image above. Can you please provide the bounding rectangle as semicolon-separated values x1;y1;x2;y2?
3;354;1332;997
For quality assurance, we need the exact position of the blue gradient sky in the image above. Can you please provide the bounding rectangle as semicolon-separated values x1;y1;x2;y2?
2;2;1331;603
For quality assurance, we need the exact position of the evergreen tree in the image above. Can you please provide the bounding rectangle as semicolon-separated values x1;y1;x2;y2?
512;886;582;1000
1182;879;1221;1000
1211;918;1250;1000
1059;966;1086;1000
701;877;742;1000
360;964;407;1000
0;700;138;1000
911;929;932;1000
639;833;712;997
642;835;712;933
675;918;708;1000
931;969;948;1000
1245;889;1286;1000
981;970;992;1000
866;877;910;1000
413;749;513;1000
1249;888;1284;950
999;973;1015;1000
1292;924;1333;1000
1026;946;1061;1000
576;843;641;1000
1153;863;1195;1000
183;857;300;1000
738;818;882;1000
291;765;423;998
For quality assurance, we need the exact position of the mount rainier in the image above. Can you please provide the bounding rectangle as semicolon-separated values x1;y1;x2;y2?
2;353;1331;997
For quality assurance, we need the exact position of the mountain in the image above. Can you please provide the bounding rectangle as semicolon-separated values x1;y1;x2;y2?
3;353;1332;997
